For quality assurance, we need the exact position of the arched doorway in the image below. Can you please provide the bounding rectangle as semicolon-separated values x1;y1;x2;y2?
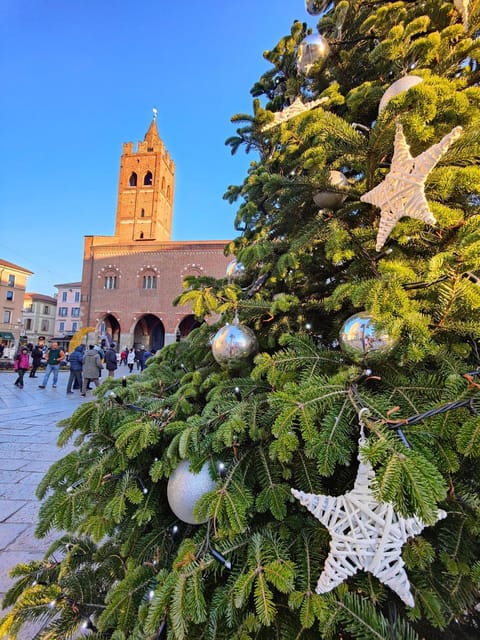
176;314;202;341
133;314;164;351
100;314;121;346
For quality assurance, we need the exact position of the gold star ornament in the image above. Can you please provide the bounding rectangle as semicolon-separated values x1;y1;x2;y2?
360;123;463;251
291;438;447;607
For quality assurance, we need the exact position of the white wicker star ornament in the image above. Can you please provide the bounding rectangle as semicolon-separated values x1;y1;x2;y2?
360;124;463;251
454;0;470;30
291;435;447;607
261;96;328;131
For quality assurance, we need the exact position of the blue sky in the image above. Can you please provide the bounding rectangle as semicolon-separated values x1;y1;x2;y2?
0;0;307;296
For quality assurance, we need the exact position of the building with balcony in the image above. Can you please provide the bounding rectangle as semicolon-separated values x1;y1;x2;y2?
22;293;57;346
0;259;33;354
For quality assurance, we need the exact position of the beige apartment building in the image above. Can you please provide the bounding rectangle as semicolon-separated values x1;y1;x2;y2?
0;259;33;354
22;293;57;346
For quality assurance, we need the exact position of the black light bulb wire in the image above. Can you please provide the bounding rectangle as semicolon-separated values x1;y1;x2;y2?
352;371;480;448
194;519;232;571
156;617;167;639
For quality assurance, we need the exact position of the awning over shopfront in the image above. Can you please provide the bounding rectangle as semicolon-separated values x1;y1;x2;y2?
0;332;15;340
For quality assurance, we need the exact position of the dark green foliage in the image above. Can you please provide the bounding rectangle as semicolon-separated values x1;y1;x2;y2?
2;1;480;638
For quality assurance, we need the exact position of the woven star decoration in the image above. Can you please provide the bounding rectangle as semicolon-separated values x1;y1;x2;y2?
291;438;447;607
454;0;470;30
261;96;328;131
360;123;463;251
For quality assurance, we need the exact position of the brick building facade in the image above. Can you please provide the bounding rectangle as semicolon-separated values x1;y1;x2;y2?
80;116;230;350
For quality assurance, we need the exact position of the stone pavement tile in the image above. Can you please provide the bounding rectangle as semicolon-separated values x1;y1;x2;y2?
6;525;58;553
0;523;29;551
0;549;44;594
10;472;43;486
0;470;32;484
0;433;50;444
18;460;58;473
7;444;64;456
0;500;25;522
0;449;42;460
0;483;39;500
4;502;42;524
0;459;25;471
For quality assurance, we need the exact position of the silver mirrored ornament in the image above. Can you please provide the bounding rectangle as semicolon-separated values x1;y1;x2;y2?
305;0;330;15
297;33;330;75
339;312;397;363
378;75;423;114
212;320;258;368
226;259;245;281
313;170;348;210
167;460;217;524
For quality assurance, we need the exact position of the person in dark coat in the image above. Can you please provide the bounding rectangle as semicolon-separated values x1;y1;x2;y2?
29;343;43;378
105;342;118;378
66;344;85;394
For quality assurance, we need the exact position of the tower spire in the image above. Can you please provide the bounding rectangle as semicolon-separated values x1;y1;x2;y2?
144;108;161;146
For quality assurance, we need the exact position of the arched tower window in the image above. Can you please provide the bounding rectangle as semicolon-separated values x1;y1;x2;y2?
139;231;144;239
140;208;145;217
129;172;137;187
144;171;153;186
167;185;171;200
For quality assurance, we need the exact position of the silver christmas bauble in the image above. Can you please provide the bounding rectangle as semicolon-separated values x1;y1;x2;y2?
297;33;330;76
339;312;397;363
313;170;348;210
212;321;258;368
378;75;423;114
226;259;245;281
167;460;217;524
305;0;330;15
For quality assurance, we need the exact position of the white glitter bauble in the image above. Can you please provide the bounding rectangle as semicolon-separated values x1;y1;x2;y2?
297;33;330;75
339;312;397;363
226;259;245;281
212;321;258;368
167;460;217;524
313;170;348;210
378;75;423;114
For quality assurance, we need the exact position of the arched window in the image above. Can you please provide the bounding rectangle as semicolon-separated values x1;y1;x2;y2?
140;208;145;217
139;231;144;239
104;276;118;289
144;171;153;186
129;172;137;187
143;275;157;289
167;185;171;200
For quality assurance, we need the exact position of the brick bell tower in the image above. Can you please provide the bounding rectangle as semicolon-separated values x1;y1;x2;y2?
114;109;175;242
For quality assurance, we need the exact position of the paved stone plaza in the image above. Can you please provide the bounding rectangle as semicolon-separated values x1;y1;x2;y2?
0;369;95;638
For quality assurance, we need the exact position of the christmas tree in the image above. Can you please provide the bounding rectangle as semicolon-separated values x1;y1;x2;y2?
2;1;480;638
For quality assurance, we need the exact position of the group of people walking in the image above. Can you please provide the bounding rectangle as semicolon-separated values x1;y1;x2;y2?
12;341;153;395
